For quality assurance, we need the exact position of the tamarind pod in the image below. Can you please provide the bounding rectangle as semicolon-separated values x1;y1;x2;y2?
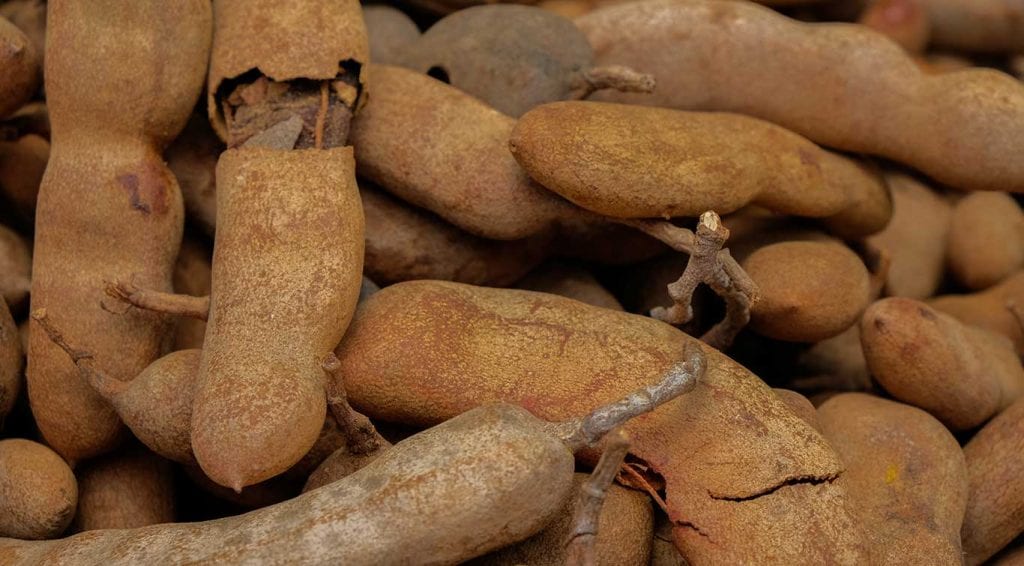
206;0;369;141
924;0;1024;54
511;101;881;220
335;281;868;563
0;404;575;565
0;439;76;540
0;300;21;428
28;0;211;464
0;17;38;118
363;5;420;66
577;0;1024;193
0;2;44;73
818;159;892;240
947;192;1024;290
0;134;49;227
930;271;1024;354
818;394;967;565
362;184;548;286
71;445;175;531
350;64;581;240
192;147;364;490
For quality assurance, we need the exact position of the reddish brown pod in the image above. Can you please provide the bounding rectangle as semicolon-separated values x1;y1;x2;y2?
397;5;653;117
930;271;1024;354
946;191;1024;290
71;445;175;531
29;0;212;464
578;0;1024;193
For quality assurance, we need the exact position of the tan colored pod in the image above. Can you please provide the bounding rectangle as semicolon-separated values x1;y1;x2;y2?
947;191;1024;290
930;271;1024;354
171;237;210;351
29;0;211;464
818;393;967;565
0;404;577;564
0;300;21;426
0;438;77;540
774;388;819;431
0;224;30;311
362;184;547;286
335;281;867;564
511;101;879;220
516;261;623;310
924;0;1024;53
71;445;175;531
350;64;580;240
578;0;1024;193
165;114;221;236
206;0;369;142
860;298;1009;430
472;474;653;565
0;16;38;118
363;5;420;66
0;134;49;226
963;398;1024;565
867;172;952;299
858;0;931;54
192;147;363;490
742;240;871;342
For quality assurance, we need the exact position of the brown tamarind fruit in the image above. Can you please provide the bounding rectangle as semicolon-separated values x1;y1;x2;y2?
71;445;175;531
930;271;1024;354
818;393;967;564
858;0;931;54
28;0;211;464
923;0;1024;54
515;261;623;310
0;438;77;540
363;5;420;66
947;191;1024;290
578;0;1024;193
165;114;220;236
0;16;38;118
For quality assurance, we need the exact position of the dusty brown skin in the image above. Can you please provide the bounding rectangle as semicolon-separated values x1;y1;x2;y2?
192;147;364;490
0;223;30;312
867;172;951;299
71;446;175;531
858;0;931;53
860;298;1022;430
0;404;579;564
0;134;49;227
472;474;653;565
923;0;1024;53
516;261;623;310
818;393;967;565
773;388;820;431
962;398;1024;565
171;237;211;351
0;16;38;118
351;64;582;240
742;240;871;342
334;281;866;563
363;5;420;66
511;101;883;221
28;0;211;464
0;438;77;540
206;0;368;145
165;114;221;236
947;192;1024;290
0;300;21;427
930;271;1024;354
578;0;1024;193
362;184;548;286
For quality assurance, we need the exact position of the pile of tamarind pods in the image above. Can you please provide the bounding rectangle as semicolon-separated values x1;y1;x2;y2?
1;0;1023;564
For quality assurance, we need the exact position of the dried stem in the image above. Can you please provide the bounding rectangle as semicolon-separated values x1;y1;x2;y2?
565;428;630;566
560;342;706;452
30;309;126;399
619;463;670;515
616;212;758;351
313;81;329;150
105;280;210;321
575;65;656;100
322;353;386;455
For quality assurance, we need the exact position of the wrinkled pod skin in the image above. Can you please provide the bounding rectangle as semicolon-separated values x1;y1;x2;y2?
28;0;211;463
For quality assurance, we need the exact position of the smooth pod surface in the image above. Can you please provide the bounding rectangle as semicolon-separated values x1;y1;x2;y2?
0;438;77;540
947;191;1024;290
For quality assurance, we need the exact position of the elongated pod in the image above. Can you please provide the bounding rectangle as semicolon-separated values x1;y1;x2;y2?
0;439;76;540
28;0;211;463
192;147;363;490
578;0;1024;193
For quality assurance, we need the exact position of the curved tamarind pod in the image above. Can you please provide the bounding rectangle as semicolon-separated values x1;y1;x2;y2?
0;17;38;118
577;0;1024;193
930;271;1024;354
335;281;868;563
923;0;1024;54
511;100;883;220
29;0;211;463
0;439;76;540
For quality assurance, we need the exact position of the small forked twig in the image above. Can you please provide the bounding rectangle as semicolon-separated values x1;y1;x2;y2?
565;428;630;566
615;211;758;351
104;280;210;321
322;353;386;455
574;65;656;100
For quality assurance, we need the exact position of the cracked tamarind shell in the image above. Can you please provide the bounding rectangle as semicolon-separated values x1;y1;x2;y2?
947;191;1024;291
397;5;599;117
930;271;1024;355
818;393;967;565
510;101;883;223
0;438;77;540
334;280;868;564
71;445;175;532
